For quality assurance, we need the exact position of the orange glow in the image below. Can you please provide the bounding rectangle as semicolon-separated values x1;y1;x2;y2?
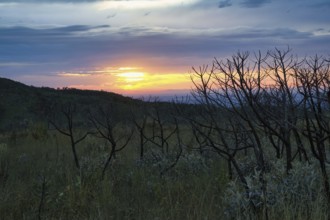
58;73;91;77
58;66;192;95
118;67;140;71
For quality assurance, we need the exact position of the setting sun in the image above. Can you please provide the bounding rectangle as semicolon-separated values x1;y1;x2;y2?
116;71;191;92
54;66;192;95
117;72;145;83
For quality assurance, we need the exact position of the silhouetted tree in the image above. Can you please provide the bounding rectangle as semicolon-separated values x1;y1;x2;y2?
89;104;134;180
296;55;330;204
189;48;330;209
49;102;92;169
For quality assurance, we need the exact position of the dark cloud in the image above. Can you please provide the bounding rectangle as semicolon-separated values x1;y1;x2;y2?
0;25;328;77
0;25;112;74
222;28;312;40
106;14;116;19
0;25;110;38
315;28;325;32
240;0;270;8
144;12;151;16
55;25;110;32
218;0;232;8
312;1;330;8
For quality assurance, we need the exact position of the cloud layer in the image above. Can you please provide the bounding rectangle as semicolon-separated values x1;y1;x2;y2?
1;25;327;76
240;0;270;8
0;0;329;94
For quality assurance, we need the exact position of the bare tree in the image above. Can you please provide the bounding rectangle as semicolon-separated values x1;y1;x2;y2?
189;48;330;209
189;63;267;215
88;104;134;180
143;100;178;155
159;117;183;177
132;111;148;160
263;48;307;169
49;102;92;169
131;97;154;160
296;55;330;204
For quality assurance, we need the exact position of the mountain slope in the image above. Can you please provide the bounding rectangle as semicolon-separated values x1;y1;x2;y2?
0;77;140;131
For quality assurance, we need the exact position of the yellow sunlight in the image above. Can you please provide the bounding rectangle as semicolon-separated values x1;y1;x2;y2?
58;66;191;95
115;70;190;92
117;72;145;83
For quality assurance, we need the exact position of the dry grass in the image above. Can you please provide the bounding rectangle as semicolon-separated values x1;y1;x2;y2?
0;127;328;220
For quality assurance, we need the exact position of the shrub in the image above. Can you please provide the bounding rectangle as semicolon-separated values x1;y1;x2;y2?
223;159;328;219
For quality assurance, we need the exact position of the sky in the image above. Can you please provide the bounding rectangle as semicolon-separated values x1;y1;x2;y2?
0;0;329;97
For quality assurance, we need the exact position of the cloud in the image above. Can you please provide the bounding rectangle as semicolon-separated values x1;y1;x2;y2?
0;24;328;79
240;0;270;8
55;25;110;32
58;72;92;77
0;25;320;57
0;0;201;7
221;27;313;40
312;1;330;8
218;0;232;8
0;0;106;2
0;25;110;39
106;13;116;19
57;67;141;77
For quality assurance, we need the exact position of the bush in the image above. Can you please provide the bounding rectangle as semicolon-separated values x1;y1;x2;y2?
223;159;328;219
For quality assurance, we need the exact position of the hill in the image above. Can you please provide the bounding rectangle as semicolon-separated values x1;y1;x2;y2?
0;77;141;131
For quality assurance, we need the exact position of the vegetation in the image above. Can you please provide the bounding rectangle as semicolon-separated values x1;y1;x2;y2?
0;48;329;219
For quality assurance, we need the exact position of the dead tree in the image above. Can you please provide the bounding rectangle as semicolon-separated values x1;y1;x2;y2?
49;102;92;170
264;48;308;169
132;111;148;160
296;55;330;205
88;104;133;180
130;97;153;160
189;64;266;215
144;100;178;155
159;117;183;177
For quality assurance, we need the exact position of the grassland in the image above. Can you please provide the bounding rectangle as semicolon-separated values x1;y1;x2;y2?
0;127;328;219
0;77;329;219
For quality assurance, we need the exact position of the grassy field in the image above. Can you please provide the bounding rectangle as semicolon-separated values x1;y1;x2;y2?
0;128;228;219
0;126;328;220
